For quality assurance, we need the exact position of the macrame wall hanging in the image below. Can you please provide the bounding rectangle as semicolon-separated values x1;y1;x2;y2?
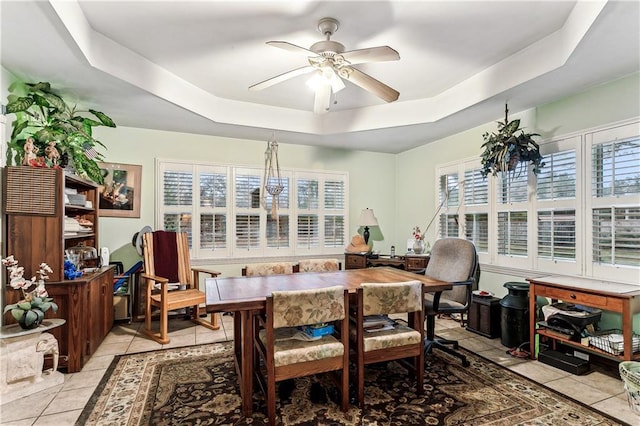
261;133;284;220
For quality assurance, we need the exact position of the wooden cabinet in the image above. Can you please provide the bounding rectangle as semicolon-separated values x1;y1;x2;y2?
405;255;430;272
3;166;113;372
43;268;114;372
4;167;100;281
345;253;368;269
467;296;501;338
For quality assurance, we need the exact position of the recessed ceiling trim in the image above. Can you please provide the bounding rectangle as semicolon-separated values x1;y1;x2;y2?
49;0;605;137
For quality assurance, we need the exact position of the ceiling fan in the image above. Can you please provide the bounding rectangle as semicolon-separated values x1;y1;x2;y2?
249;17;400;114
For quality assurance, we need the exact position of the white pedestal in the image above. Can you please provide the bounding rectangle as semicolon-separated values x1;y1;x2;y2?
0;319;66;404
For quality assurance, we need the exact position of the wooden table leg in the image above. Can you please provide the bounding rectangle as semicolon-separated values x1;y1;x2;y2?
240;310;253;416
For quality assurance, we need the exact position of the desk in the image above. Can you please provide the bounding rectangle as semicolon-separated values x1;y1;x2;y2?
205;267;451;416
345;253;430;272
527;275;640;361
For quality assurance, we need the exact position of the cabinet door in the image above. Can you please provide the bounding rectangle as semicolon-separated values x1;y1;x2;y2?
86;269;114;355
345;254;367;269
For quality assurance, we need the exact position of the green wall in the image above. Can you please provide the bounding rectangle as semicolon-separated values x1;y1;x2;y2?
93;126;396;276
394;72;640;302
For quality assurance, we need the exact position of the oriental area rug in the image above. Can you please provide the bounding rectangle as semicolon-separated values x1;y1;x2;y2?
77;342;624;426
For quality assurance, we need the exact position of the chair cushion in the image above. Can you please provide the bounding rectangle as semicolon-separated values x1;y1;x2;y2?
361;281;422;316
349;323;421;352
298;259;340;272
245;262;294;276
271;285;345;328
259;328;344;367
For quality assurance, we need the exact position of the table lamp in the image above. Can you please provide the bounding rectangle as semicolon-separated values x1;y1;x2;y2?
358;208;379;244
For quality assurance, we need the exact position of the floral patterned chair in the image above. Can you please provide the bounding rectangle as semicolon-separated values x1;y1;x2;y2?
297;258;341;272
253;285;349;425
242;262;295;276
350;280;424;408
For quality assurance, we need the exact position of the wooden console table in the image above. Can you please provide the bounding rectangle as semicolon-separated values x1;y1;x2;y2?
527;275;640;361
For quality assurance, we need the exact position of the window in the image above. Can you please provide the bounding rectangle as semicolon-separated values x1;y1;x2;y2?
158;160;348;260
435;119;639;283
586;123;640;281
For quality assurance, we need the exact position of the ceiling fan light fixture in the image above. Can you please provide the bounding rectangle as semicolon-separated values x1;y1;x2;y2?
306;68;345;93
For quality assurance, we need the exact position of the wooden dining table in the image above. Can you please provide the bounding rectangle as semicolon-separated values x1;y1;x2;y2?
205;266;452;417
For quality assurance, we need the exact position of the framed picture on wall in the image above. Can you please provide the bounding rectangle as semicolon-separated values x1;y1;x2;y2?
98;162;142;218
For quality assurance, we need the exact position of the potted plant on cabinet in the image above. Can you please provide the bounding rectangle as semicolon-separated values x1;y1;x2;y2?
5;81;116;184
480;104;544;177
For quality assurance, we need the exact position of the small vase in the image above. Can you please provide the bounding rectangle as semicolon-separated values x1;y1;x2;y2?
18;311;43;330
413;239;425;255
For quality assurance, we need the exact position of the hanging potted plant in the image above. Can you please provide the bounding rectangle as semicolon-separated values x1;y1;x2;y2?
480;104;544;177
5;81;116;184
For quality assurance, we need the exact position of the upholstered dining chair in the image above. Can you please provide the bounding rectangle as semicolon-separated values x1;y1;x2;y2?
140;231;221;344
298;258;341;272
253;285;349;426
350;280;424;408
423;238;479;366
242;262;296;276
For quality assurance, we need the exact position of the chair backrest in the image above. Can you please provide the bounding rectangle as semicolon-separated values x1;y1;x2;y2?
270;285;346;328
142;231;192;285
360;281;423;316
298;258;341;272
425;238;478;304
243;262;294;277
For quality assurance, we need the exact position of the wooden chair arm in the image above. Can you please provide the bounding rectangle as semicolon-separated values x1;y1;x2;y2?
141;272;169;284
191;266;221;277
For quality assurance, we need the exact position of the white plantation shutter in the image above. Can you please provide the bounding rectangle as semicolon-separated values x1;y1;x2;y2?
465;213;488;252
199;168;228;253
437;172;460;238
157;160;348;260
587;123;640;281
162;167;193;245
592;207;640;267
464;169;488;205
497;211;528;256
463;166;489;254
235;170;262;252
537;150;576;200
298;215;319;248
592;138;640;197
537;209;576;260
324;180;345;248
433;119;638;284
267;214;289;248
534;140;579;273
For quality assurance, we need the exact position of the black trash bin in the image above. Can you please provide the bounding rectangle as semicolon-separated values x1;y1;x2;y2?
500;282;530;348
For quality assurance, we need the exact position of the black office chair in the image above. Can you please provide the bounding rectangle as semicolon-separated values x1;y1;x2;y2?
422;238;480;367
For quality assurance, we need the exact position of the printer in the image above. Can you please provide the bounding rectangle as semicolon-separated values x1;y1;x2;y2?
538;303;602;341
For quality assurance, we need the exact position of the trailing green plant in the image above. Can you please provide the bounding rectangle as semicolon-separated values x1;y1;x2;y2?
5;81;116;184
480;105;544;178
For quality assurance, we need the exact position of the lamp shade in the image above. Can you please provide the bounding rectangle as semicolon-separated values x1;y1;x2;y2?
358;208;378;227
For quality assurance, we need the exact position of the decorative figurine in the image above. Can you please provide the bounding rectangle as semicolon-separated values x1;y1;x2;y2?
44;141;60;166
22;137;39;166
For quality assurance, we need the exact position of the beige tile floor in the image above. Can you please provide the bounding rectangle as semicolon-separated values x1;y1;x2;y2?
1;315;638;425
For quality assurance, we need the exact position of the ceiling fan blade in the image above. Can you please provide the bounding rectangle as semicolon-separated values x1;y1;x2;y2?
249;66;315;91
266;41;317;57
340;66;399;103
313;84;332;114
340;46;400;65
